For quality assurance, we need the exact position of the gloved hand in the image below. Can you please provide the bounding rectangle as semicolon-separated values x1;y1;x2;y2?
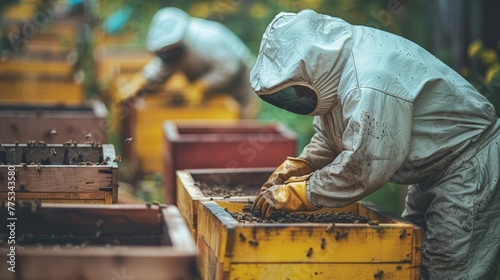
114;73;148;104
259;157;312;192
183;81;208;106
251;174;321;219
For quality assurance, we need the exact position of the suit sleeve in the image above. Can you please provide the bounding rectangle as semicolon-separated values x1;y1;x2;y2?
307;87;414;208
141;57;173;91
299;116;340;170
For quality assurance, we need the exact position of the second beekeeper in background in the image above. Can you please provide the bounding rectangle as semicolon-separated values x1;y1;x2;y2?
117;7;259;118
249;9;500;279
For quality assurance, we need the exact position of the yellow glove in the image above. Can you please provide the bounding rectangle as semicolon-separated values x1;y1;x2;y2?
260;157;312;192
250;174;321;219
183;81;208;106
114;73;148;104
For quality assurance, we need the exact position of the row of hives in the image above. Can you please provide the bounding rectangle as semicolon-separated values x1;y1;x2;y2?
0;116;422;280
0;166;422;280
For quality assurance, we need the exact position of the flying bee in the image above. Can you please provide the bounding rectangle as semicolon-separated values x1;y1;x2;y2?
113;155;121;163
125;138;133;144
50;148;57;156
50;129;58;136
85;133;92;140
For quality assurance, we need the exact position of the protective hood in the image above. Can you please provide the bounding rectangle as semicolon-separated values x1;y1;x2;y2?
146;7;190;53
250;9;353;115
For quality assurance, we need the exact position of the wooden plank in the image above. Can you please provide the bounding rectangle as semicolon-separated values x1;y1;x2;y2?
0;166;114;192
0;79;83;104
0;58;75;76
0;101;107;143
228;263;418;280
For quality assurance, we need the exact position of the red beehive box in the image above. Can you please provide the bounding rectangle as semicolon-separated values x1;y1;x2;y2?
162;120;297;204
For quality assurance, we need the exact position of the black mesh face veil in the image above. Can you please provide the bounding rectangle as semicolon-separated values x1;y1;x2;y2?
157;45;185;65
259;85;318;115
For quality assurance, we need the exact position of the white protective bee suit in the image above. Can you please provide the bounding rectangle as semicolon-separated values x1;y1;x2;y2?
141;7;259;118
250;10;500;279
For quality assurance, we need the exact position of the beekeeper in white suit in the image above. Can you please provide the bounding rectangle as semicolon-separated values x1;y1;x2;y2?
250;9;500;279
117;7;259;118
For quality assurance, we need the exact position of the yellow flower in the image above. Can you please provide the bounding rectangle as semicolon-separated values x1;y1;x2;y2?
467;40;482;58
485;64;500;84
481;49;498;65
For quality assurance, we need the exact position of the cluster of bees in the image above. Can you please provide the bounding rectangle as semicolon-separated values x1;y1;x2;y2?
0;130;132;167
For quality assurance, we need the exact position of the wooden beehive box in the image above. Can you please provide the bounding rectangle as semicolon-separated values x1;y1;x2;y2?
163;121;297;205
0;203;197;280
197;200;422;280
176;168;275;239
0;144;118;203
0;52;83;104
122;95;241;176
0;100;108;144
0;0;39;22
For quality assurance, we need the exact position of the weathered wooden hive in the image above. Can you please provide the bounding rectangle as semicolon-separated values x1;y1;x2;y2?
0;143;118;204
0;202;197;280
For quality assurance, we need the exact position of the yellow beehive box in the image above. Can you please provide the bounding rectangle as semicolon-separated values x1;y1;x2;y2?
123;94;240;175
0;53;83;104
0;144;118;204
0;54;76;76
197;200;422;280
1;0;39;22
176;168;275;239
0;203;197;280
